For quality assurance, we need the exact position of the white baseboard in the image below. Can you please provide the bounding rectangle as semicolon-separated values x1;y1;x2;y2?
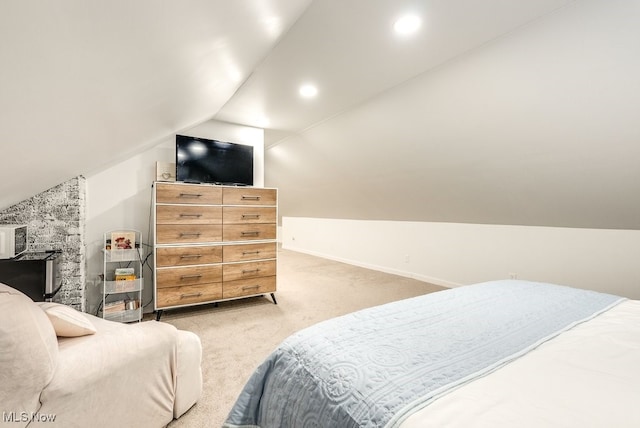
282;243;460;289
280;217;640;299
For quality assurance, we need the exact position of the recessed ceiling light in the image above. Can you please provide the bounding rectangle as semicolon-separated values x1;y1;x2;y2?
394;14;421;35
299;84;318;99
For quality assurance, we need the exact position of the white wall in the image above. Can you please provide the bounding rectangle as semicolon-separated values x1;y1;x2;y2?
281;217;640;299
84;120;264;314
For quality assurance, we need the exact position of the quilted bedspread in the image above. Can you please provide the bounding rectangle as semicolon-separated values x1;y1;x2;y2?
223;280;624;428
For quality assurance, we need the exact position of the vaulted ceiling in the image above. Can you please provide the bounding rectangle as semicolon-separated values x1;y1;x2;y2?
215;0;578;147
0;0;311;209
2;0;638;229
261;0;640;230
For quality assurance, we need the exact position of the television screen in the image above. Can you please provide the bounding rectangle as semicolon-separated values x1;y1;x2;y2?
176;135;254;186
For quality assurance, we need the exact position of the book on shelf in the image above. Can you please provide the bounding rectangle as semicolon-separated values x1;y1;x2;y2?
103;300;126;314
115;274;137;281
115;268;135;276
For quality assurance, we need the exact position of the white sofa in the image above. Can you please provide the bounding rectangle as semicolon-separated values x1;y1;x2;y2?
0;282;202;427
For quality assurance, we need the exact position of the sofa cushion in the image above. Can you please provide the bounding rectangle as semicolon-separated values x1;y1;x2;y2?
40;317;181;427
36;302;97;337
0;282;58;417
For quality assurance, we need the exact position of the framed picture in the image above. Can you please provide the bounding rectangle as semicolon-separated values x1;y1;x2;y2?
110;231;136;250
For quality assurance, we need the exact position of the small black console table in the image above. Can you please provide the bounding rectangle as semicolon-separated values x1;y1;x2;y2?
0;250;62;301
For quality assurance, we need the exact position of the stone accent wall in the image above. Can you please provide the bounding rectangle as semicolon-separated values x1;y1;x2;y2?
0;176;86;310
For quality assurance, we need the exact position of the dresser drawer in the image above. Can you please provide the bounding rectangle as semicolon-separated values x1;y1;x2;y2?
223;207;276;224
223;242;277;262
223;224;276;241
156;183;222;205
223;276;276;299
223;260;276;282
156;245;222;267
156;224;222;244
156;265;222;288
156;205;222;224
156;283;222;308
222;187;276;205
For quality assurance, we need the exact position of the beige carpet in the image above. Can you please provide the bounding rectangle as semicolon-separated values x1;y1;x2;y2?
163;248;446;427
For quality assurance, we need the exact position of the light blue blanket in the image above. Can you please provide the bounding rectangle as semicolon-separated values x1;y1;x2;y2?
224;280;624;428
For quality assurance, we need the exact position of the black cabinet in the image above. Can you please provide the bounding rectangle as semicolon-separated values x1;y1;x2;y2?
0;251;62;301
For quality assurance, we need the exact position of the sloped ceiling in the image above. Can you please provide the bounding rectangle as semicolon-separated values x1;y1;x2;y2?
220;0;640;230
0;0;311;209
214;0;577;147
3;0;637;229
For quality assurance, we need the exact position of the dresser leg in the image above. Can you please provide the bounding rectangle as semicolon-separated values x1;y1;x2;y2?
155;310;163;321
270;293;278;305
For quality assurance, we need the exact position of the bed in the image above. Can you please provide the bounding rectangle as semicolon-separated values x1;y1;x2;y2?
222;280;640;427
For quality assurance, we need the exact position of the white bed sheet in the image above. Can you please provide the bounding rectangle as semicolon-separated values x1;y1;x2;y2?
401;299;640;428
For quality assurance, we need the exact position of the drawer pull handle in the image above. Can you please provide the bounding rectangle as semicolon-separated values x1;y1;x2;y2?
180;232;202;237
241;231;260;236
180;292;203;298
179;193;203;198
242;269;260;275
242;251;260;255
179;213;203;218
180;274;203;280
242;285;260;291
241;195;261;201
241;214;261;219
180;254;202;259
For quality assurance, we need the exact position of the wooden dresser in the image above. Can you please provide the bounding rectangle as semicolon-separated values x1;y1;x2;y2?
153;182;277;320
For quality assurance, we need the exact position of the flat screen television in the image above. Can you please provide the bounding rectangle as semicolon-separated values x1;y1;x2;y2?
176;135;254;186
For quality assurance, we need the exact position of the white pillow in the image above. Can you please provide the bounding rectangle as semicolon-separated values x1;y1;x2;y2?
36;302;97;337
